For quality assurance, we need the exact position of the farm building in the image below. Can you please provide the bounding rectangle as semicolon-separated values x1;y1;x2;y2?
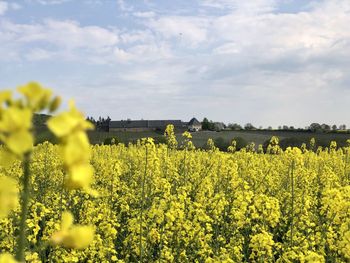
188;118;202;132
109;119;187;132
109;118;202;132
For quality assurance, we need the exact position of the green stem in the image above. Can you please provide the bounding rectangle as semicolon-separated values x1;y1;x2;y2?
16;152;31;262
59;171;65;217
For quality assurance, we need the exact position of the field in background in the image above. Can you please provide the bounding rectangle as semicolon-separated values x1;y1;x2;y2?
33;114;350;148
87;129;350;149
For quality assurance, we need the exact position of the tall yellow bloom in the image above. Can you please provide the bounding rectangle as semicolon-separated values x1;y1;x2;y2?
0;83;59;159
47;101;96;194
17;82;53;111
0;107;33;156
51;211;94;250
47;101;93;138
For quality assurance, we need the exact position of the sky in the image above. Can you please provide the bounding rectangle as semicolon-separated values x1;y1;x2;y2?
0;0;349;128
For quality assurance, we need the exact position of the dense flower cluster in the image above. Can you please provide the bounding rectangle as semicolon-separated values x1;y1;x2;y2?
1;136;350;261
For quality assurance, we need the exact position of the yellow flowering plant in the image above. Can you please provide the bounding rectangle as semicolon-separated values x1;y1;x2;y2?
0;83;95;261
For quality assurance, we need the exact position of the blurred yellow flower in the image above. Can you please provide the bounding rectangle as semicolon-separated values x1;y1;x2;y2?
17;82;52;111
0;107;32;133
66;164;94;191
0;253;18;263
0;107;33;156
47;101;93;138
60;132;91;166
4;130;33;156
48;101;95;194
0;90;12;106
51;211;94;250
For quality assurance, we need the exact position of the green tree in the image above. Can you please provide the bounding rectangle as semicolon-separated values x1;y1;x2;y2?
202;117;210;130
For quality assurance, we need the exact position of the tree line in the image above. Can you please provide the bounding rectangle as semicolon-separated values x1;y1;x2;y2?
202;117;348;133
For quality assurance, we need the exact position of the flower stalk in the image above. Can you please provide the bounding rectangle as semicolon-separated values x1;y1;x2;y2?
15;152;31;262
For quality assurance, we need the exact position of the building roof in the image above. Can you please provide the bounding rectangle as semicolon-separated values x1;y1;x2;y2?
109;120;183;129
148;120;182;128
188;117;201;126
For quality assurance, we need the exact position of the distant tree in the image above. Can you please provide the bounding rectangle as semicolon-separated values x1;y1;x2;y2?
339;124;347;130
228;123;243;131
86;116;96;124
321;123;331;132
278;126;282;130
282;125;289;130
267;126;273;130
202;118;210;130
244;123;255;130
332;124;338;131
309;123;322;133
208;121;216;131
89;116;111;132
289;126;295;130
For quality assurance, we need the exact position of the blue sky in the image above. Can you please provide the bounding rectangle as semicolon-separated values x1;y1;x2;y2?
0;0;349;128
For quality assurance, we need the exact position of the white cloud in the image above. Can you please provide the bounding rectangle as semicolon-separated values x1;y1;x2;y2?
42;20;119;49
117;0;133;11
10;3;21;10
148;16;209;47
200;0;277;14
213;42;240;54
120;30;154;44
0;1;8;15
31;0;71;5
0;1;21;16
25;48;55;61
133;11;156;18
0;19;120;62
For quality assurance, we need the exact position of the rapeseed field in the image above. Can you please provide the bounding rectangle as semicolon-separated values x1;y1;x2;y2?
1;84;350;262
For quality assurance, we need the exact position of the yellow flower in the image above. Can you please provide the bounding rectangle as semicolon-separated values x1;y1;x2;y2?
47;101;95;194
0;107;33;156
182;131;192;139
0;107;32;133
0;90;12;106
47;101;93;138
0;176;18;218
51;211;94;250
249;231;274;260
17;82;52;111
0;253;18;263
61;225;95;250
304;251;325;263
0;106;33;156
164;124;178;149
4;130;33;156
60;131;91;167
66;164;94;191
